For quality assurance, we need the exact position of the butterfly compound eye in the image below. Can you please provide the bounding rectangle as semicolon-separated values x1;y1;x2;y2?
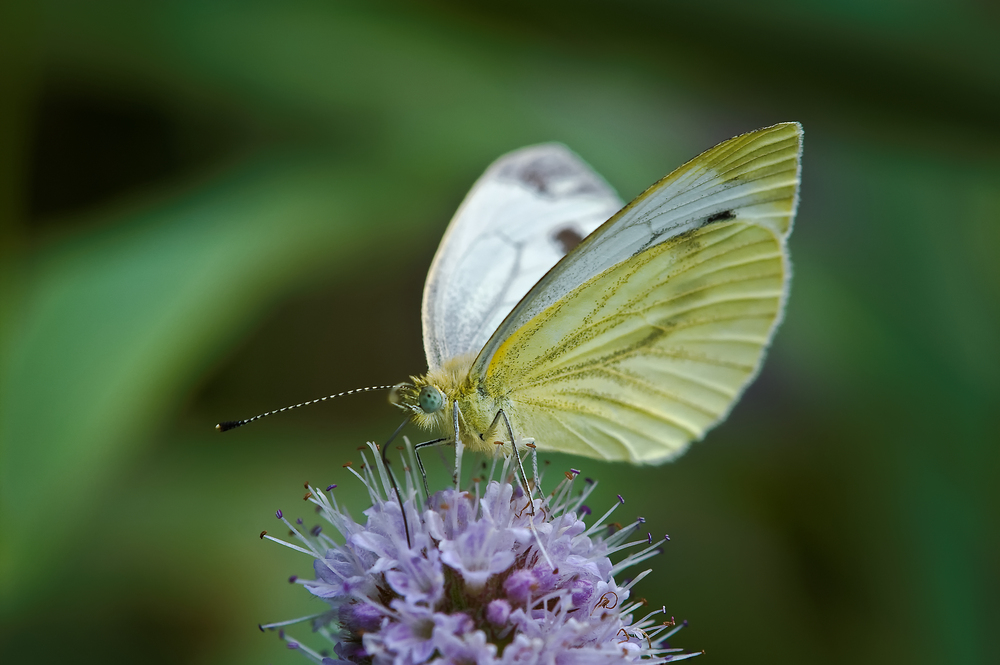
418;386;445;414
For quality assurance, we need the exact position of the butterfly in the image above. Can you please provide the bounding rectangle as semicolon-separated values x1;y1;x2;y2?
220;123;802;475
389;123;802;469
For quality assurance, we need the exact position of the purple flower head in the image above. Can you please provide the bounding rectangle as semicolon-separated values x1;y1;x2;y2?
259;441;697;664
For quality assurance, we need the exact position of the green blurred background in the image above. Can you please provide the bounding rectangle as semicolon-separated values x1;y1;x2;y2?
1;1;997;663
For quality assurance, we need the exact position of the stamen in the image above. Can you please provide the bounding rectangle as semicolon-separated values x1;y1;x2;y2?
583;499;625;537
611;539;665;575
604;537;652;556
259;613;323;630
262;535;318;557
276;629;328;663
621;568;652;591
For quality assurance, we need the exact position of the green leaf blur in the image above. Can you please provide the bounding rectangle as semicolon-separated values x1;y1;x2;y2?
1;1;996;664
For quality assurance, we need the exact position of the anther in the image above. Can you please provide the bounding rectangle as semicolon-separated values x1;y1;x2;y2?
259;530;267;539
303;492;313;501
303;481;310;489
275;509;283;519
258;624;265;632
342;462;352;467
525;442;536;449
569;468;580;475
288;575;297;583
326;484;336;491
617;494;625;504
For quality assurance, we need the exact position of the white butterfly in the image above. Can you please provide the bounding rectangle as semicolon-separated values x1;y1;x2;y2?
394;123;802;466
219;124;802;474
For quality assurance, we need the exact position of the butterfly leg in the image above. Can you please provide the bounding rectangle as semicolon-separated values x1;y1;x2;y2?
453;402;464;490
488;409;556;570
411;437;448;497
484;408;535;516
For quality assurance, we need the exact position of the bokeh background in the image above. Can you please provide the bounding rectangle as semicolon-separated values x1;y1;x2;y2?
1;2;997;664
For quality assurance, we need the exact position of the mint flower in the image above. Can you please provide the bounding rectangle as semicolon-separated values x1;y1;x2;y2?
260;442;698;664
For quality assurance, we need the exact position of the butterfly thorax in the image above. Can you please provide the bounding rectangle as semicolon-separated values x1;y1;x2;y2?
391;353;512;454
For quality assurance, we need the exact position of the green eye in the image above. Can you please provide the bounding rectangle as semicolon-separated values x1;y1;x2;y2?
418;386;444;414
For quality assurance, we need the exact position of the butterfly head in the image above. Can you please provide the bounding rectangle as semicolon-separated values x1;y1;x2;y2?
390;380;451;433
390;381;447;419
391;356;477;431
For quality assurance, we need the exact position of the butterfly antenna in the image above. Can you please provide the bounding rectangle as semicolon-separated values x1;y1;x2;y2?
216;385;398;432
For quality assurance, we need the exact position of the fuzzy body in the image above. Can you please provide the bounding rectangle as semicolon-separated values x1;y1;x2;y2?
393;354;527;455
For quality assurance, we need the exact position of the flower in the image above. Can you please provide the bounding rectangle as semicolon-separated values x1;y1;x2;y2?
259;441;698;664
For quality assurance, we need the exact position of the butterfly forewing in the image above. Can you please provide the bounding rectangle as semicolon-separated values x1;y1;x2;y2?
421;144;623;370
470;123;801;380
472;124;801;462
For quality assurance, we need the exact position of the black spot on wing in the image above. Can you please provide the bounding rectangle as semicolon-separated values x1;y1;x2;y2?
705;210;736;224
552;226;584;254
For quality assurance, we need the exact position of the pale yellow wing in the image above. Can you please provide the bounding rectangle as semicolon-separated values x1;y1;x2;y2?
471;123;801;379
474;124;802;464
